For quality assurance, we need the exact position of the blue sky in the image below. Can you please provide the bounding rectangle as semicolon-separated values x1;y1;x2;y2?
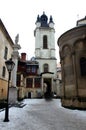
0;0;86;62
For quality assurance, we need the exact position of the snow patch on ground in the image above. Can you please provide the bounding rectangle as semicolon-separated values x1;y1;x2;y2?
0;99;86;130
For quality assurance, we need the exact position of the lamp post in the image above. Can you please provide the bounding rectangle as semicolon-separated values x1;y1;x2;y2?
4;58;15;122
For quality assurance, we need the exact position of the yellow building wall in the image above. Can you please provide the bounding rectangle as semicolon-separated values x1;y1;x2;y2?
0;21;14;101
0;78;8;100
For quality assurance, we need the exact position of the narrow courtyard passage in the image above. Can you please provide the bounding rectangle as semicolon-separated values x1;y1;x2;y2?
0;99;86;130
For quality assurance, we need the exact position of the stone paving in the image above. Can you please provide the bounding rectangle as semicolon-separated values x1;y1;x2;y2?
0;99;86;130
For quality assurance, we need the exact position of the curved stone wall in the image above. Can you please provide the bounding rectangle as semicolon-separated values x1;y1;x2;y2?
58;26;86;109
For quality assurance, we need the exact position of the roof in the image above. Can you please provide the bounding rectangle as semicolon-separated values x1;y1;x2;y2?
36;12;54;27
57;25;86;46
77;16;86;26
26;60;39;66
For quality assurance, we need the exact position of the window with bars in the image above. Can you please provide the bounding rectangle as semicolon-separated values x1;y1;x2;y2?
26;78;33;88
26;66;31;73
32;66;36;73
26;65;37;74
34;78;41;88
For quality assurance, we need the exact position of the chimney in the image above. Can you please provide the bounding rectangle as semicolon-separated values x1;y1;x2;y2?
21;53;26;61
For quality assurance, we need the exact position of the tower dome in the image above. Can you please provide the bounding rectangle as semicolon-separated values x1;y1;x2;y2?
40;12;48;27
35;12;54;28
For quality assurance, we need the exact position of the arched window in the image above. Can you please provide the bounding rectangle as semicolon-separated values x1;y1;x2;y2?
44;64;49;72
43;35;48;49
80;57;86;76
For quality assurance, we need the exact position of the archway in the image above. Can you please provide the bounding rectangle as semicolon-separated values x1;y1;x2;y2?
44;78;52;98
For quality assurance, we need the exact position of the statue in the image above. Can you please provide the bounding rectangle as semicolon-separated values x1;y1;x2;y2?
15;34;19;44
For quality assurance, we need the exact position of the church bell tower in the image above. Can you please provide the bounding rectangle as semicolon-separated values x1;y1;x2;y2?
34;12;57;97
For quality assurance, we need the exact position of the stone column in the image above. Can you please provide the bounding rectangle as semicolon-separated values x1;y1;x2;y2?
9;34;21;104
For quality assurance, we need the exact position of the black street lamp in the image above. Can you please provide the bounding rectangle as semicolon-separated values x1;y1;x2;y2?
4;58;15;122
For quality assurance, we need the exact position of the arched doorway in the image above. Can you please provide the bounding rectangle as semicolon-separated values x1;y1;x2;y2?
44;78;52;98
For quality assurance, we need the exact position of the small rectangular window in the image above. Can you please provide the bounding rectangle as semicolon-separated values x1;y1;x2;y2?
4;47;8;59
32;66;36;73
26;66;31;73
26;78;33;88
2;66;6;77
34;78;41;88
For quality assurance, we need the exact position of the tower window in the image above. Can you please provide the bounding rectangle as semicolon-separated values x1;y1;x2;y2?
4;47;8;59
2;66;6;77
44;64;49;72
43;35;48;49
80;57;86;76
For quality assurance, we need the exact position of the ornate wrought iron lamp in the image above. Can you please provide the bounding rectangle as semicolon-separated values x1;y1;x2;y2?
4;58;15;122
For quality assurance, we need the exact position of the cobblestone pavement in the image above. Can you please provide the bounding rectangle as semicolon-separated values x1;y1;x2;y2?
0;99;86;130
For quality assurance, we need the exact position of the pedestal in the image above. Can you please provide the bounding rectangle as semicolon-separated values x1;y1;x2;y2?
9;87;17;104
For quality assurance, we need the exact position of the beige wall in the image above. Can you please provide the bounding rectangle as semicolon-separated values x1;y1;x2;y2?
0;22;14;100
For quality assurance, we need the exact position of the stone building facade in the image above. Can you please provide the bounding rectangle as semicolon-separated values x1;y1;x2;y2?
58;16;86;109
0;19;14;101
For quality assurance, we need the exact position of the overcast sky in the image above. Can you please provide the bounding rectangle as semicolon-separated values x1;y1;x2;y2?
0;0;86;62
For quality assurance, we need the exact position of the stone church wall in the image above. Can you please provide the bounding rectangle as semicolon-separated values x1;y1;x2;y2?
58;26;86;109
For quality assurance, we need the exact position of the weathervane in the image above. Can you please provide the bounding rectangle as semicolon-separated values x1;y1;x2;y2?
15;34;19;44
